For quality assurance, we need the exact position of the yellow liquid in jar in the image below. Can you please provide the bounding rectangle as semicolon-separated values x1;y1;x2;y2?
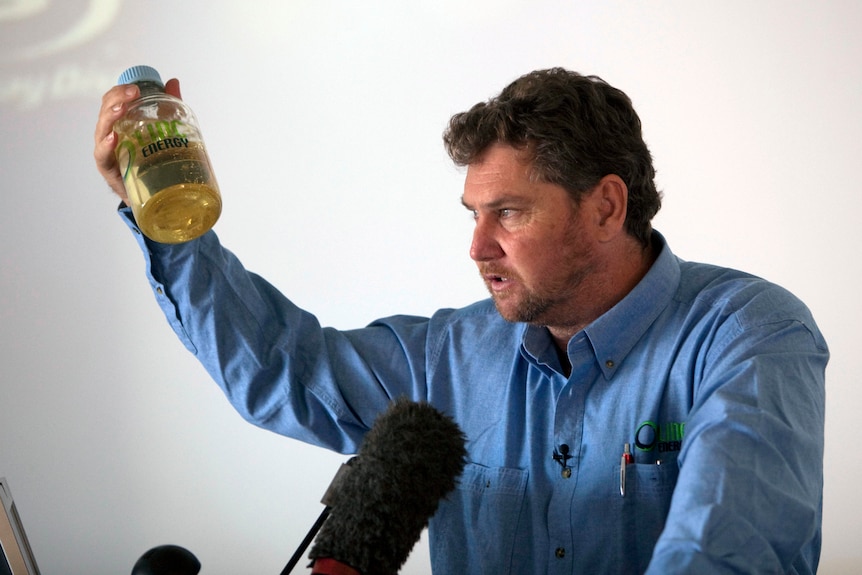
125;143;222;243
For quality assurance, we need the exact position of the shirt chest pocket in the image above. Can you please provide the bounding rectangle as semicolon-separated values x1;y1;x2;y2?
429;462;528;575
614;460;680;565
619;460;679;496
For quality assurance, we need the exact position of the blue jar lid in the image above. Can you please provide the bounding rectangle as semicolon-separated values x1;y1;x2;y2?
118;65;164;87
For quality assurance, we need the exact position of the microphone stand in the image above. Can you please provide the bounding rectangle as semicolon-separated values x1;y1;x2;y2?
280;506;331;575
281;459;355;574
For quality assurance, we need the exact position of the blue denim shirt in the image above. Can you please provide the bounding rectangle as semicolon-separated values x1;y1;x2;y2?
123;209;827;574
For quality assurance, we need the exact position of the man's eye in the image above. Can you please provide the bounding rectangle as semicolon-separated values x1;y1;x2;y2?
500;208;514;218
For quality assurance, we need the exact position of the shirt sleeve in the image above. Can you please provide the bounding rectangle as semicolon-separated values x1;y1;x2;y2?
646;284;828;574
119;208;432;454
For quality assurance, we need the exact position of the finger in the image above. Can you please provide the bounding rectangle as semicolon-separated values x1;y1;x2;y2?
165;78;182;100
94;84;138;145
94;84;139;202
93;127;120;179
93;131;129;203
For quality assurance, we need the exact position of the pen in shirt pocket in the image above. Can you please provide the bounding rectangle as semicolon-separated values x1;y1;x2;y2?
620;442;633;496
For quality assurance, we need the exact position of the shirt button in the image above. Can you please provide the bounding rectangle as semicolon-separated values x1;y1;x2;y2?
555;547;566;559
561;467;572;479
155;286;163;295
605;359;615;368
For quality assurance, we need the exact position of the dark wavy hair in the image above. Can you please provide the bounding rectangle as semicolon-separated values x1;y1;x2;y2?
443;68;661;246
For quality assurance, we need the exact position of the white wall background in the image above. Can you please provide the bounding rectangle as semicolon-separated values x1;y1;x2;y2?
1;1;859;573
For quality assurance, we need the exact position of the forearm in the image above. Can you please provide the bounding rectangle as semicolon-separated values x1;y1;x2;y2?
119;208;420;453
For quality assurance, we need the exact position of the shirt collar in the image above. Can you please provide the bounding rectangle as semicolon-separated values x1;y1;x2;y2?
521;230;680;379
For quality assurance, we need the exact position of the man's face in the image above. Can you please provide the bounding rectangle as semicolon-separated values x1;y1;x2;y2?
461;144;601;327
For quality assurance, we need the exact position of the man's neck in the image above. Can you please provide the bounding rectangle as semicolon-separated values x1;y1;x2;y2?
548;238;657;359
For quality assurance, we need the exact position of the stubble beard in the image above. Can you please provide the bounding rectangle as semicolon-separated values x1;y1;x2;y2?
481;267;559;325
492;285;555;325
482;259;593;328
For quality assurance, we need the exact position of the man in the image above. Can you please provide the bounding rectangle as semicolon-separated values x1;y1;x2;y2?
94;68;828;574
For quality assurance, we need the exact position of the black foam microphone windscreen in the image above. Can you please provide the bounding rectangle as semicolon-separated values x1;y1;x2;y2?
307;397;467;575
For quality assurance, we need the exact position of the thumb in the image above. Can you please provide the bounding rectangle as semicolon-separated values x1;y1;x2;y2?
165;78;182;100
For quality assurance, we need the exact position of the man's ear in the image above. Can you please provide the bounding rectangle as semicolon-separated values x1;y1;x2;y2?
593;174;628;242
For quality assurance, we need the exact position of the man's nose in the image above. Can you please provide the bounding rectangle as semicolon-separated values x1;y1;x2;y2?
470;217;504;262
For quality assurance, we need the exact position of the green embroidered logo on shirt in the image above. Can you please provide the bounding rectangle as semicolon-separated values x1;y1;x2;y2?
635;420;685;453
